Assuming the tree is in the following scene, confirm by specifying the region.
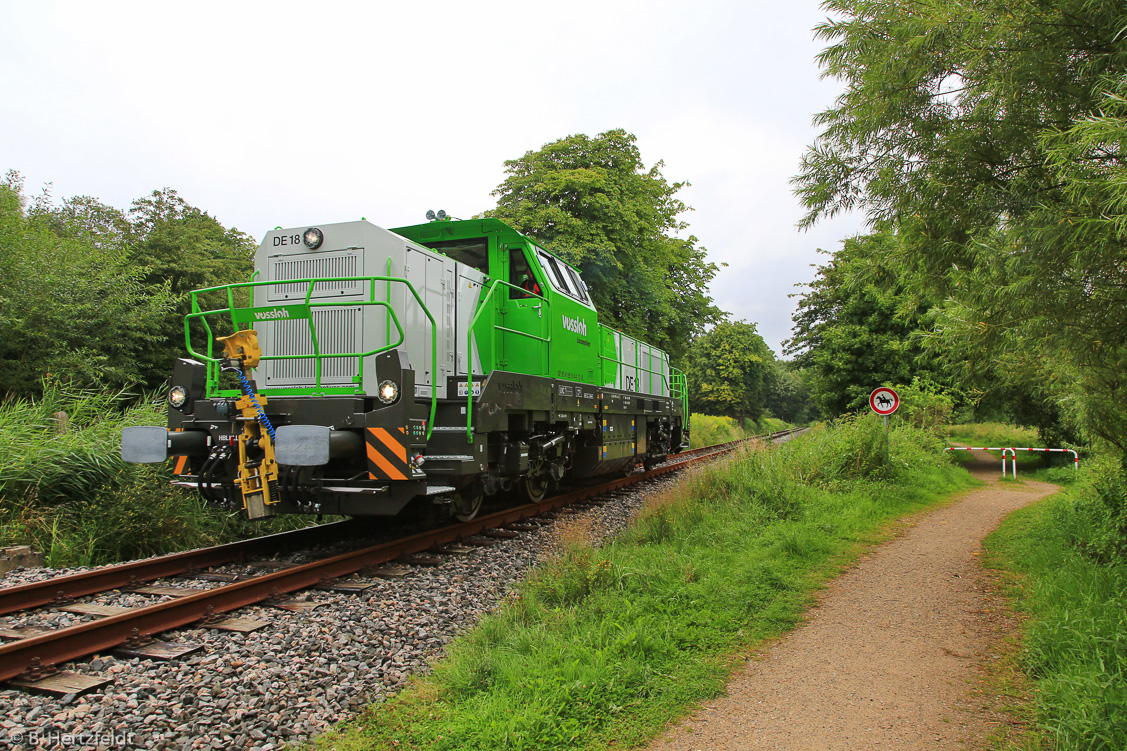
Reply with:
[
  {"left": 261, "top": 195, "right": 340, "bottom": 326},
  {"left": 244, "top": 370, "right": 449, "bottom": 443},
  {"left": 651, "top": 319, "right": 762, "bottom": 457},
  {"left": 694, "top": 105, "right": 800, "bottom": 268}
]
[
  {"left": 785, "top": 231, "right": 947, "bottom": 417},
  {"left": 764, "top": 362, "right": 818, "bottom": 425},
  {"left": 686, "top": 321, "right": 776, "bottom": 424},
  {"left": 33, "top": 193, "right": 132, "bottom": 251},
  {"left": 794, "top": 0, "right": 1127, "bottom": 455},
  {"left": 0, "top": 176, "right": 257, "bottom": 398},
  {"left": 126, "top": 189, "right": 256, "bottom": 384},
  {"left": 0, "top": 172, "right": 174, "bottom": 399},
  {"left": 128, "top": 189, "right": 255, "bottom": 298},
  {"left": 796, "top": 0, "right": 1126, "bottom": 266},
  {"left": 488, "top": 129, "right": 724, "bottom": 362}
]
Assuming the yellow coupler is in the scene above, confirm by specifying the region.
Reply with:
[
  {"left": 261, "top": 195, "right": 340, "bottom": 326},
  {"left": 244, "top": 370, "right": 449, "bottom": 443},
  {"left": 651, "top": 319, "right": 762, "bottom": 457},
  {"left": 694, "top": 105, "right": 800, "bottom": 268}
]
[{"left": 217, "top": 329, "right": 279, "bottom": 520}]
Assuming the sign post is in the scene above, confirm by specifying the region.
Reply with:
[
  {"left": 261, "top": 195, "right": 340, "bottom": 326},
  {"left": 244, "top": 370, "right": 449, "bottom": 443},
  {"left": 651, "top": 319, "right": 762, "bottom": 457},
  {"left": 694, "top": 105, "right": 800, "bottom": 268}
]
[
  {"left": 870, "top": 387, "right": 899, "bottom": 463},
  {"left": 869, "top": 387, "right": 900, "bottom": 425}
]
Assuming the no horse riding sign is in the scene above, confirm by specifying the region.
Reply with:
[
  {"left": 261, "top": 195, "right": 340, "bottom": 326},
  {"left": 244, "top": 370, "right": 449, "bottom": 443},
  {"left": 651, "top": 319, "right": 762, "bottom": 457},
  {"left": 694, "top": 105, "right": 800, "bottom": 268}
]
[{"left": 869, "top": 387, "right": 899, "bottom": 416}]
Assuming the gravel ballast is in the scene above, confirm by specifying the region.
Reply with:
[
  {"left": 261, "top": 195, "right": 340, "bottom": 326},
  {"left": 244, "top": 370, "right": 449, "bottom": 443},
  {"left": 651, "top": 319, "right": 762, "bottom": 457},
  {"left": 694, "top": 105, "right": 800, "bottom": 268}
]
[{"left": 0, "top": 473, "right": 683, "bottom": 750}]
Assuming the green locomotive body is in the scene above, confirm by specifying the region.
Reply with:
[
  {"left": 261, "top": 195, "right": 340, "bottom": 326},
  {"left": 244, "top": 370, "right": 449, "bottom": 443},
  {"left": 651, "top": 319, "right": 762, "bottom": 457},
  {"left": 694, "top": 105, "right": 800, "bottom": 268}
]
[{"left": 122, "top": 217, "right": 688, "bottom": 521}]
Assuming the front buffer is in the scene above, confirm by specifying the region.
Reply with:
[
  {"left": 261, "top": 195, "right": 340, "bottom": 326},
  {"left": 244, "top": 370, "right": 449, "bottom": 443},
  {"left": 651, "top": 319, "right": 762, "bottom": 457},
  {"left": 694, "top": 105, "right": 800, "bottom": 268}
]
[{"left": 123, "top": 348, "right": 434, "bottom": 519}]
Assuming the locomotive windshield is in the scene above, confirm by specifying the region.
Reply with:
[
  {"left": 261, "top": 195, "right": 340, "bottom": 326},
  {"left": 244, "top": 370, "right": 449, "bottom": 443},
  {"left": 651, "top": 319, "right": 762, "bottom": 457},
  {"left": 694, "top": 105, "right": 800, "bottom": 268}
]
[
  {"left": 536, "top": 249, "right": 590, "bottom": 304},
  {"left": 565, "top": 266, "right": 590, "bottom": 303}
]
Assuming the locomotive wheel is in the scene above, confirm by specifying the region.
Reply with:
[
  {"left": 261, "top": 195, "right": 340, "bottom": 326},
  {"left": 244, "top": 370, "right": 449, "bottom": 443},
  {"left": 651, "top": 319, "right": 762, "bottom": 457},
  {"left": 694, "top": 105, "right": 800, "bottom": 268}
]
[
  {"left": 453, "top": 486, "right": 484, "bottom": 522},
  {"left": 520, "top": 474, "right": 550, "bottom": 503}
]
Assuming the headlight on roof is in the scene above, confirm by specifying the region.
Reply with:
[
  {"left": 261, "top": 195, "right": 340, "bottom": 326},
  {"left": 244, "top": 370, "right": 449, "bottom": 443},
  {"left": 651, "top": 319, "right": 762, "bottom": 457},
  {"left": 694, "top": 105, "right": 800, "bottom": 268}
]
[{"left": 303, "top": 227, "right": 324, "bottom": 249}]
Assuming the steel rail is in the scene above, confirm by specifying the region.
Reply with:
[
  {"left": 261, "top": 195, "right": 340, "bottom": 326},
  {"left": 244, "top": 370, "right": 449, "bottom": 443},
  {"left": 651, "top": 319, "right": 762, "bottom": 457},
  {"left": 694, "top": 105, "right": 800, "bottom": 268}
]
[
  {"left": 0, "top": 431, "right": 798, "bottom": 619},
  {"left": 0, "top": 519, "right": 363, "bottom": 617},
  {"left": 0, "top": 435, "right": 779, "bottom": 683}
]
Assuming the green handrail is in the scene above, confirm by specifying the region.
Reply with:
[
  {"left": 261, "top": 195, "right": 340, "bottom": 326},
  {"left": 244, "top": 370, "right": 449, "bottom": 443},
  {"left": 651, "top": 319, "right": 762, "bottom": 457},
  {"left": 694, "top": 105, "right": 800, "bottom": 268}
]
[
  {"left": 385, "top": 257, "right": 393, "bottom": 344},
  {"left": 184, "top": 275, "right": 439, "bottom": 441},
  {"left": 598, "top": 328, "right": 678, "bottom": 399},
  {"left": 465, "top": 278, "right": 550, "bottom": 442},
  {"left": 599, "top": 353, "right": 677, "bottom": 396},
  {"left": 670, "top": 367, "right": 690, "bottom": 425}
]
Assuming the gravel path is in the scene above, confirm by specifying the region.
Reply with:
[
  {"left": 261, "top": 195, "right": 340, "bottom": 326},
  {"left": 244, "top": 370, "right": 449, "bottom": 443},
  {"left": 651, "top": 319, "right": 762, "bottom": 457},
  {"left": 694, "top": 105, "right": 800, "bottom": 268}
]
[
  {"left": 0, "top": 475, "right": 683, "bottom": 751},
  {"left": 645, "top": 449, "right": 1055, "bottom": 751}
]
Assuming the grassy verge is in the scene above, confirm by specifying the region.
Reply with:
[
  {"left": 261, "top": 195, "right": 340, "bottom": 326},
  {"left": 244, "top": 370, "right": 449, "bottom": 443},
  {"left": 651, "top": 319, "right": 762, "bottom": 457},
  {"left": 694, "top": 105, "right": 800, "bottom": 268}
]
[
  {"left": 315, "top": 415, "right": 971, "bottom": 751},
  {"left": 688, "top": 414, "right": 793, "bottom": 449},
  {"left": 982, "top": 458, "right": 1127, "bottom": 749},
  {"left": 0, "top": 385, "right": 316, "bottom": 568}
]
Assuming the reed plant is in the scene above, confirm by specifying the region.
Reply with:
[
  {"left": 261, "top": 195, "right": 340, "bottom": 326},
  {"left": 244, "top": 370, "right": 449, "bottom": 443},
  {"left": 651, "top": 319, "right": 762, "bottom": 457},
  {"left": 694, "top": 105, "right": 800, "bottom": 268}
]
[{"left": 0, "top": 384, "right": 310, "bottom": 567}]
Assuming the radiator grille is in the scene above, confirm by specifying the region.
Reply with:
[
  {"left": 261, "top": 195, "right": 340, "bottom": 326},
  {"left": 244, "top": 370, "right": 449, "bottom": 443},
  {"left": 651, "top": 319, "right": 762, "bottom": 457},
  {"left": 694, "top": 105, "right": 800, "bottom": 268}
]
[
  {"left": 264, "top": 307, "right": 361, "bottom": 386},
  {"left": 269, "top": 253, "right": 361, "bottom": 300}
]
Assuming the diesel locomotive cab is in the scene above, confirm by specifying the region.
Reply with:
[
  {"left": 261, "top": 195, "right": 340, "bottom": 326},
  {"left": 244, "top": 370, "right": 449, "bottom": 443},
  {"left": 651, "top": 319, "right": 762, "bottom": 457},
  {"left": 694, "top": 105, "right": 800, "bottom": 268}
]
[{"left": 122, "top": 217, "right": 690, "bottom": 522}]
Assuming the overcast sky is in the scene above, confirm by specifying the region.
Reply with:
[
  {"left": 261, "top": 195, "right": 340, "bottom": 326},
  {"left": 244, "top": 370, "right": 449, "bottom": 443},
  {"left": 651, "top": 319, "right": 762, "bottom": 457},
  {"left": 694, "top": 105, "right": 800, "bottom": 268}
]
[{"left": 1, "top": 0, "right": 866, "bottom": 355}]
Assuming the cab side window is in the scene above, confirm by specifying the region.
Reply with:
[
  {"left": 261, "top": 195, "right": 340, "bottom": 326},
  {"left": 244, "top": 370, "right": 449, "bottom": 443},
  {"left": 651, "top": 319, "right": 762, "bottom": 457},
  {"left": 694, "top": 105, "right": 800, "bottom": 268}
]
[{"left": 509, "top": 249, "right": 541, "bottom": 299}]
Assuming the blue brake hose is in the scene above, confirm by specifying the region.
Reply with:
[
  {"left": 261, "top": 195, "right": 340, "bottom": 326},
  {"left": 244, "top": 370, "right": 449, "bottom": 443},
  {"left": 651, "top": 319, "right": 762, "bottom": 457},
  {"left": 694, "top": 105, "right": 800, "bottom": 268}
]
[{"left": 229, "top": 368, "right": 277, "bottom": 441}]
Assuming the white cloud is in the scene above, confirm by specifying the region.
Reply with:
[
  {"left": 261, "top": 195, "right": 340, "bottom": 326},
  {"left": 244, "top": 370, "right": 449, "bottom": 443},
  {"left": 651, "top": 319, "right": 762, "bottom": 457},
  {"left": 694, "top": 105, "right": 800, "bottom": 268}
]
[{"left": 1, "top": 0, "right": 866, "bottom": 355}]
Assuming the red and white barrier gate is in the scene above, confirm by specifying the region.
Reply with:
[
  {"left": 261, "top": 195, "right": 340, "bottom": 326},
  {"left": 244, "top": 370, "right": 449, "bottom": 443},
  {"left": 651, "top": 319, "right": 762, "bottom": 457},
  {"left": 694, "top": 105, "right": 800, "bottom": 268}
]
[{"left": 944, "top": 447, "right": 1079, "bottom": 478}]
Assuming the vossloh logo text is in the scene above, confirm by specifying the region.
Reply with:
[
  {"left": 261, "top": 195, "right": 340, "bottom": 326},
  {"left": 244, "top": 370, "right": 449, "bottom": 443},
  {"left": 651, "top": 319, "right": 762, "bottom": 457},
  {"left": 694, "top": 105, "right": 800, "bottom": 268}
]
[
  {"left": 255, "top": 308, "right": 291, "bottom": 321},
  {"left": 562, "top": 315, "right": 587, "bottom": 337}
]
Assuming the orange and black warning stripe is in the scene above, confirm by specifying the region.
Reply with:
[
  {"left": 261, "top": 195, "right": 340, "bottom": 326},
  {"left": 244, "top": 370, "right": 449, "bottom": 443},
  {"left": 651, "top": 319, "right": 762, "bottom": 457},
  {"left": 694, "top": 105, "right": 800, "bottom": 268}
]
[
  {"left": 171, "top": 428, "right": 190, "bottom": 475},
  {"left": 366, "top": 427, "right": 410, "bottom": 481}
]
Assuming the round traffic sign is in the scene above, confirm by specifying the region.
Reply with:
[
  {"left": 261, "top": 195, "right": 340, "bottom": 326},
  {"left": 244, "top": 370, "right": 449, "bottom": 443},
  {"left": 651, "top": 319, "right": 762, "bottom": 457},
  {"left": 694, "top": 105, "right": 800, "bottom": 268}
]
[{"left": 869, "top": 387, "right": 899, "bottom": 416}]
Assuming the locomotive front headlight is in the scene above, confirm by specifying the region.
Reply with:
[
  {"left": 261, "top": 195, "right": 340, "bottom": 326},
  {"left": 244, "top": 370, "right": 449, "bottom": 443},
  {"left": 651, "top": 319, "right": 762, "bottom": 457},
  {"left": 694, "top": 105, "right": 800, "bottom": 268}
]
[
  {"left": 168, "top": 385, "right": 189, "bottom": 410},
  {"left": 303, "top": 227, "right": 324, "bottom": 249},
  {"left": 377, "top": 380, "right": 399, "bottom": 404}
]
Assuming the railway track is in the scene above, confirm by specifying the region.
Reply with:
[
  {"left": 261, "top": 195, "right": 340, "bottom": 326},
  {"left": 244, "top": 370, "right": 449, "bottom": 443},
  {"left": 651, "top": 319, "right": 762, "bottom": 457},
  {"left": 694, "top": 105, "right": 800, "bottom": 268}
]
[{"left": 0, "top": 430, "right": 798, "bottom": 691}]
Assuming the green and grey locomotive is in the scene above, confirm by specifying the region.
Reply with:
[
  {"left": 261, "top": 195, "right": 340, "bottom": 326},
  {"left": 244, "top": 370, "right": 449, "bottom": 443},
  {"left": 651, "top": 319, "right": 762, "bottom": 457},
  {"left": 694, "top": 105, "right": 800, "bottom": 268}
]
[{"left": 121, "top": 217, "right": 689, "bottom": 521}]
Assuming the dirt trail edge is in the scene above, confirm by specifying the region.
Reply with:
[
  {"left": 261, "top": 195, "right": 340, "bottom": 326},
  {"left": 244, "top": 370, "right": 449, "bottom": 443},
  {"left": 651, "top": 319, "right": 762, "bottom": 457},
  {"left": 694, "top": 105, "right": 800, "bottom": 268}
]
[{"left": 646, "top": 450, "right": 1056, "bottom": 751}]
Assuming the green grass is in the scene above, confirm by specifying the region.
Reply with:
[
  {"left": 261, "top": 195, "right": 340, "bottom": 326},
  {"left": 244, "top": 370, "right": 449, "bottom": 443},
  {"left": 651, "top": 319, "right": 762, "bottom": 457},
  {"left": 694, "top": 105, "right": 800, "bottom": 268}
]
[
  {"left": 982, "top": 457, "right": 1127, "bottom": 749},
  {"left": 946, "top": 422, "right": 1040, "bottom": 449},
  {"left": 0, "top": 385, "right": 318, "bottom": 567},
  {"left": 687, "top": 414, "right": 745, "bottom": 448},
  {"left": 315, "top": 415, "right": 972, "bottom": 751},
  {"left": 753, "top": 416, "right": 792, "bottom": 435},
  {"left": 688, "top": 414, "right": 793, "bottom": 449},
  {"left": 1028, "top": 465, "right": 1084, "bottom": 486}
]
